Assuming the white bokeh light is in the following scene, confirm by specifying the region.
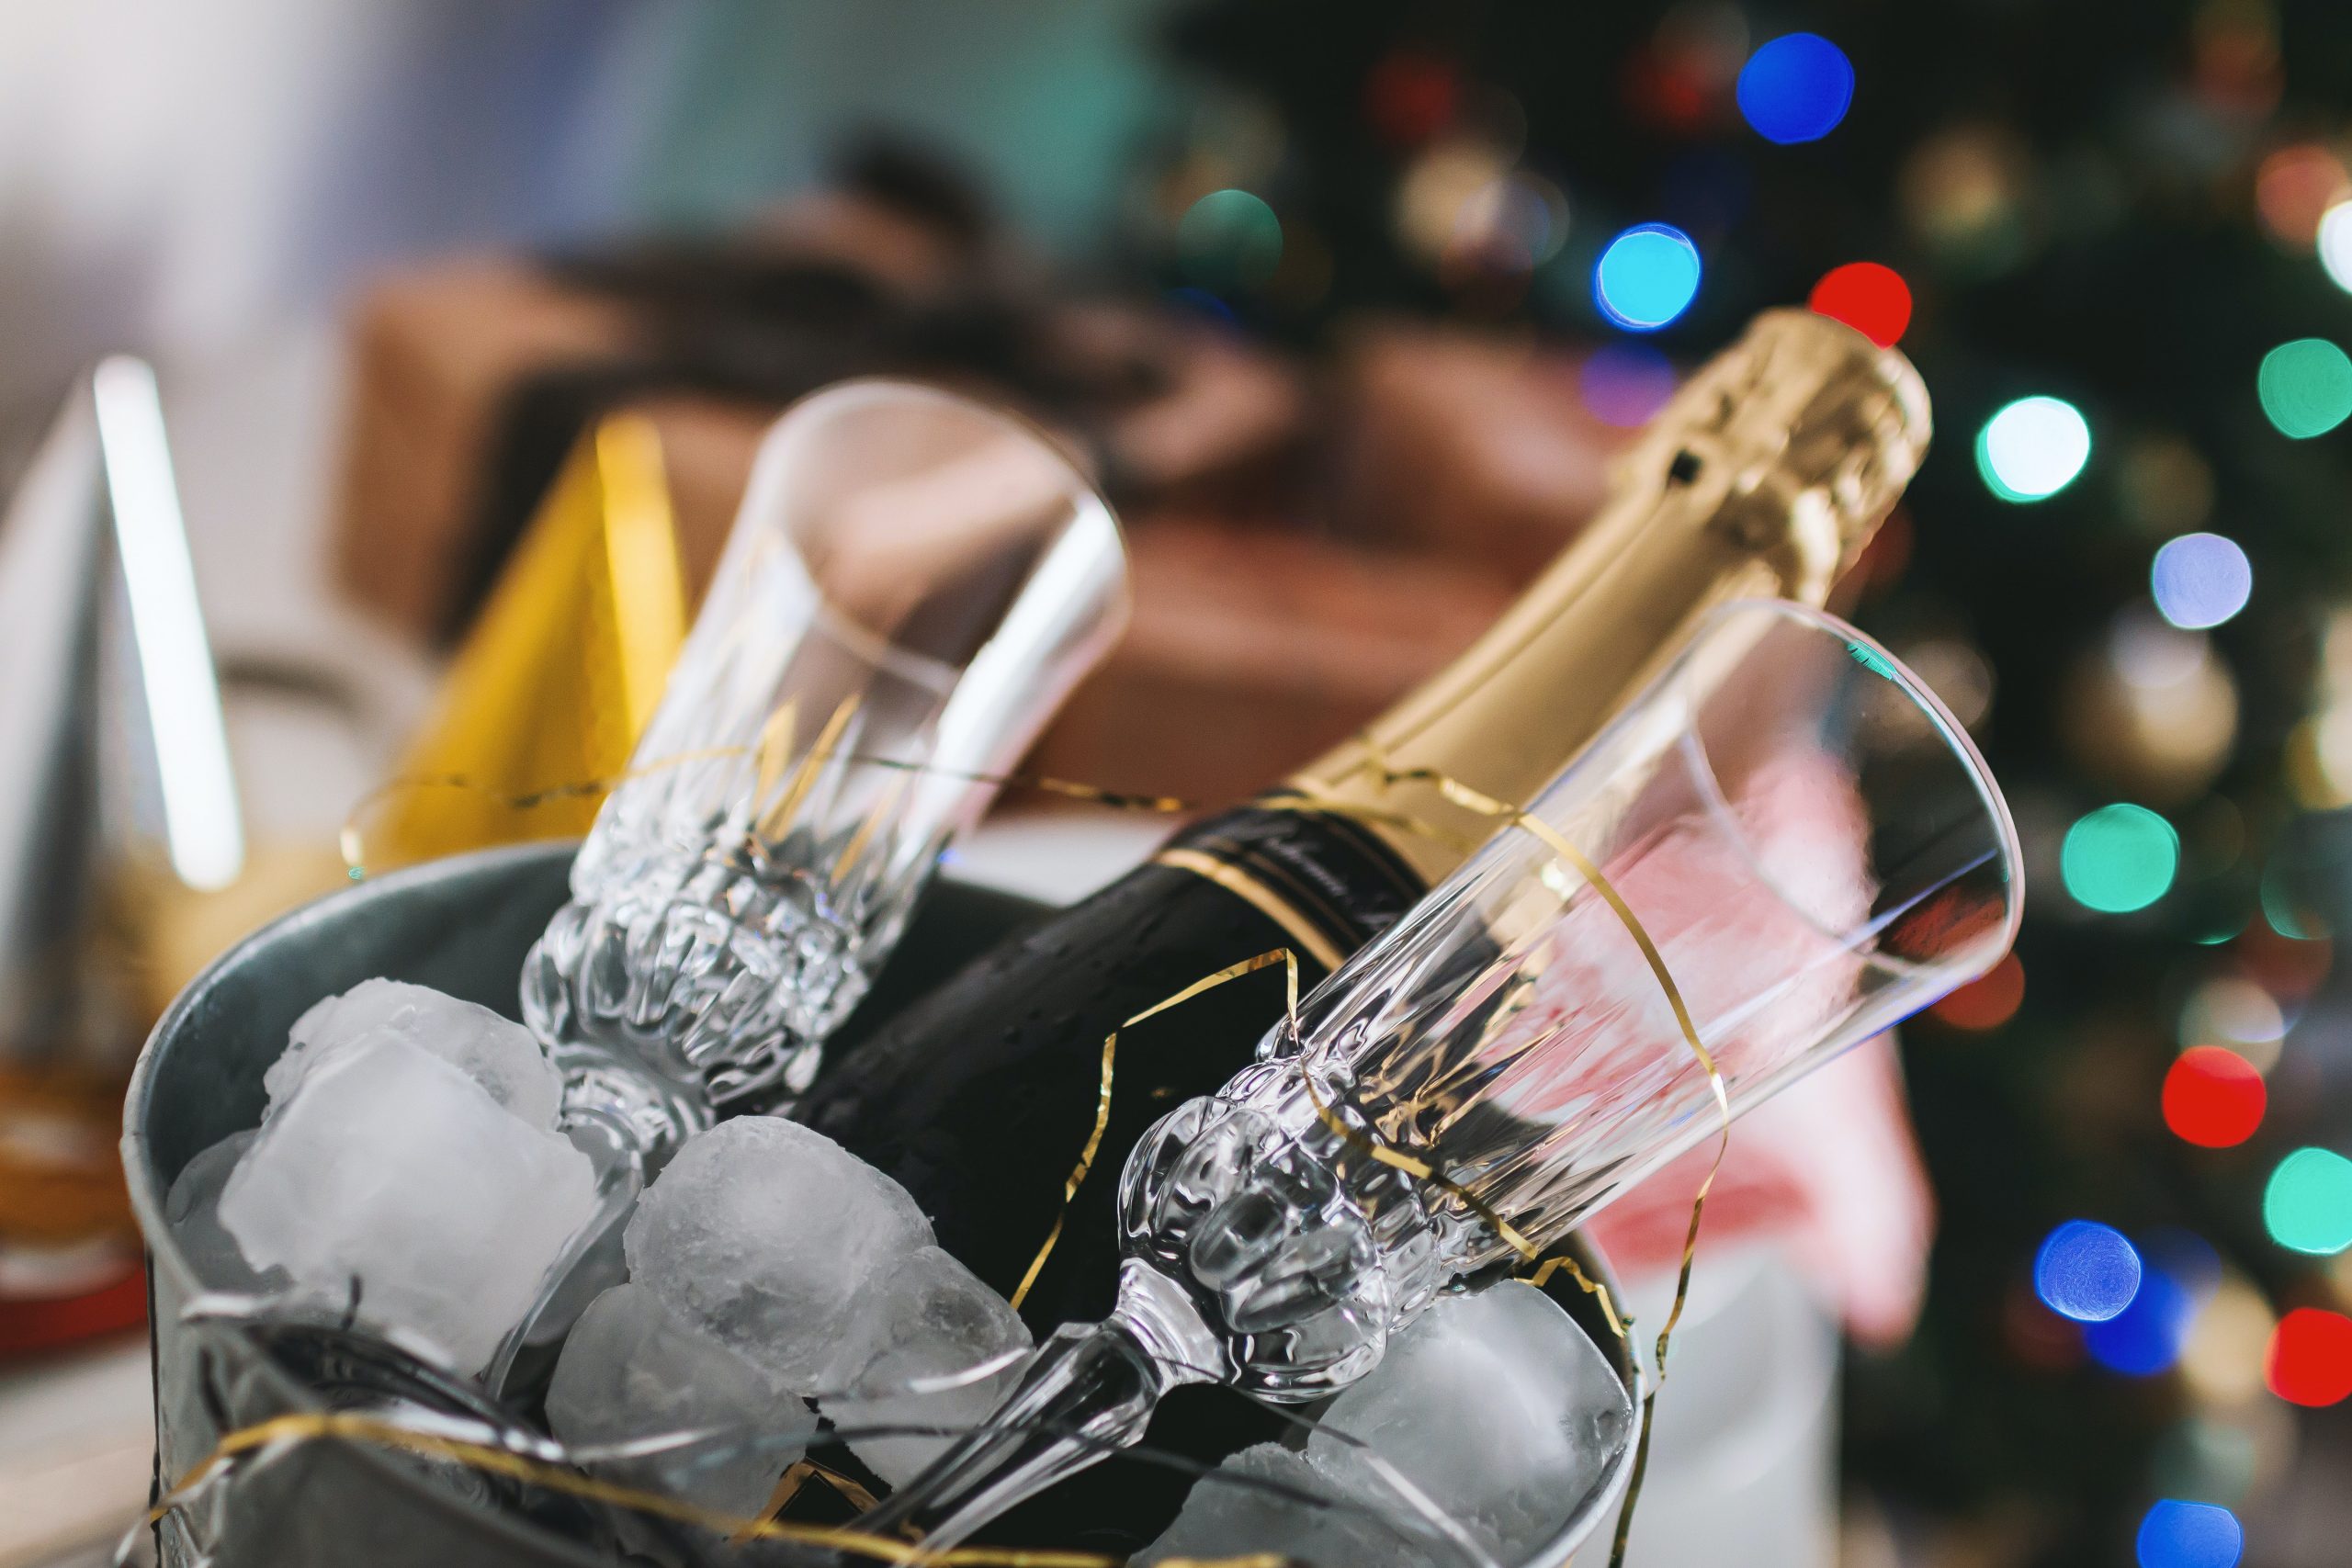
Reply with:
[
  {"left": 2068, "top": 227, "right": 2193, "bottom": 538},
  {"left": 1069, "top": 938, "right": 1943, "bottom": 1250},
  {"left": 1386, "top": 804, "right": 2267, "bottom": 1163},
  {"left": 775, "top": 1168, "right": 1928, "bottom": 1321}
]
[
  {"left": 2151, "top": 532, "right": 2254, "bottom": 629},
  {"left": 2321, "top": 201, "right": 2352, "bottom": 293},
  {"left": 1976, "top": 395, "right": 2091, "bottom": 502}
]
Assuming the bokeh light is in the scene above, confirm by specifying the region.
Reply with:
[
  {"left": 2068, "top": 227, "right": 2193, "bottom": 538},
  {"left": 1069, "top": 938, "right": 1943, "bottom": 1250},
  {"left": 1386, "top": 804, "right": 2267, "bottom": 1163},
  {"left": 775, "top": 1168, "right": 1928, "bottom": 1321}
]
[
  {"left": 2119, "top": 436, "right": 2217, "bottom": 536},
  {"left": 1736, "top": 33, "right": 1855, "bottom": 145},
  {"left": 2260, "top": 860, "right": 2329, "bottom": 942},
  {"left": 1176, "top": 188, "right": 1283, "bottom": 290},
  {"left": 1931, "top": 951, "right": 2024, "bottom": 1030},
  {"left": 2263, "top": 1147, "right": 2352, "bottom": 1255},
  {"left": 2086, "top": 1260, "right": 2195, "bottom": 1375},
  {"left": 1578, "top": 344, "right": 1679, "bottom": 428},
  {"left": 2063, "top": 803, "right": 2178, "bottom": 912},
  {"left": 2181, "top": 1278, "right": 2277, "bottom": 1404},
  {"left": 2255, "top": 143, "right": 2348, "bottom": 250},
  {"left": 1808, "top": 261, "right": 1912, "bottom": 347},
  {"left": 2067, "top": 612, "right": 2238, "bottom": 806},
  {"left": 1362, "top": 48, "right": 1459, "bottom": 148},
  {"left": 2321, "top": 200, "right": 2352, "bottom": 293},
  {"left": 2237, "top": 920, "right": 2334, "bottom": 1000},
  {"left": 2035, "top": 1220, "right": 2143, "bottom": 1322},
  {"left": 2149, "top": 1418, "right": 2265, "bottom": 1516},
  {"left": 1900, "top": 125, "right": 2027, "bottom": 265},
  {"left": 2152, "top": 534, "right": 2253, "bottom": 629},
  {"left": 1900, "top": 637, "right": 1996, "bottom": 730},
  {"left": 2135, "top": 1500, "right": 2244, "bottom": 1568},
  {"left": 2178, "top": 976, "right": 2287, "bottom": 1058},
  {"left": 1164, "top": 287, "right": 1237, "bottom": 326},
  {"left": 2256, "top": 338, "right": 2352, "bottom": 438},
  {"left": 1593, "top": 223, "right": 1702, "bottom": 331},
  {"left": 2164, "top": 1046, "right": 2267, "bottom": 1148},
  {"left": 1460, "top": 173, "right": 1567, "bottom": 265},
  {"left": 2265, "top": 1306, "right": 2352, "bottom": 1405},
  {"left": 1977, "top": 396, "right": 2091, "bottom": 501},
  {"left": 1395, "top": 139, "right": 1510, "bottom": 264}
]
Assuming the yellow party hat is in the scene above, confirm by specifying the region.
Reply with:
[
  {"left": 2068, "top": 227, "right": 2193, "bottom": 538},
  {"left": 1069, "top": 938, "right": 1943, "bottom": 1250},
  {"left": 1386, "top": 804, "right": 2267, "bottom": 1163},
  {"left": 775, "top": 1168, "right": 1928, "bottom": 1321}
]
[{"left": 374, "top": 415, "right": 688, "bottom": 865}]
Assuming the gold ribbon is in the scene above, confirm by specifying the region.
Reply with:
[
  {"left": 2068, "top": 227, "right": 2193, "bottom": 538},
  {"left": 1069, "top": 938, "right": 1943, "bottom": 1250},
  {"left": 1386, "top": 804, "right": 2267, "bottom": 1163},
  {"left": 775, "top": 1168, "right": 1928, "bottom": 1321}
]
[
  {"left": 740, "top": 1458, "right": 878, "bottom": 1541},
  {"left": 1008, "top": 948, "right": 1298, "bottom": 1312},
  {"left": 141, "top": 1410, "right": 1279, "bottom": 1567},
  {"left": 338, "top": 748, "right": 1188, "bottom": 881}
]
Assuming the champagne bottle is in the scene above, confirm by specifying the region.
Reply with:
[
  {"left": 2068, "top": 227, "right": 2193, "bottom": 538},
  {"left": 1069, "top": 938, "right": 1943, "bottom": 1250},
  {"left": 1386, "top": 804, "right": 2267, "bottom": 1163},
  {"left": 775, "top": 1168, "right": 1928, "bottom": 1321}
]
[{"left": 799, "top": 309, "right": 1929, "bottom": 1332}]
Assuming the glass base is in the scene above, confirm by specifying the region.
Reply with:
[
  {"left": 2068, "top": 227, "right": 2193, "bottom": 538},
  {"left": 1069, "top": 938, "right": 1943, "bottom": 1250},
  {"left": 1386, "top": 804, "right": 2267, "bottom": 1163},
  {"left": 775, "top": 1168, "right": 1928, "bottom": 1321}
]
[{"left": 521, "top": 850, "right": 866, "bottom": 1112}]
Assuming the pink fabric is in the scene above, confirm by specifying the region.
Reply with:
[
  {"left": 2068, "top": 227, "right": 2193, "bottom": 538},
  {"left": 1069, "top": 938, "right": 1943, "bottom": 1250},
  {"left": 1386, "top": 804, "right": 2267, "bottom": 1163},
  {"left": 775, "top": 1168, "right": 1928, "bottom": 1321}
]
[
  {"left": 1584, "top": 1032, "right": 1934, "bottom": 1347},
  {"left": 1467, "top": 745, "right": 1936, "bottom": 1347}
]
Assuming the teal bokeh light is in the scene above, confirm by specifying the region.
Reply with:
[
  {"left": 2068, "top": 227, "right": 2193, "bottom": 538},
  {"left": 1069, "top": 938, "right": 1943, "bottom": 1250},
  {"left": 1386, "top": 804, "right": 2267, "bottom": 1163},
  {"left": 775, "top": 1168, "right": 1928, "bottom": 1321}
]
[{"left": 2062, "top": 804, "right": 2178, "bottom": 913}]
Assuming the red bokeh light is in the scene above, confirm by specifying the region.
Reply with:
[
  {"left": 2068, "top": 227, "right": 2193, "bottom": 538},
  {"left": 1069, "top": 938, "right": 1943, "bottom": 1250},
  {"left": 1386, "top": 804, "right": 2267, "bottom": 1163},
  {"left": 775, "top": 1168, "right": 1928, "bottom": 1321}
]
[
  {"left": 1363, "top": 51, "right": 1459, "bottom": 149},
  {"left": 2233, "top": 923, "right": 2332, "bottom": 1001},
  {"left": 2163, "top": 1045, "right": 2267, "bottom": 1148},
  {"left": 1928, "top": 949, "right": 2022, "bottom": 1034},
  {"left": 2266, "top": 1307, "right": 2352, "bottom": 1406},
  {"left": 2255, "top": 143, "right": 2349, "bottom": 250},
  {"left": 1809, "top": 262, "right": 1914, "bottom": 347},
  {"left": 1931, "top": 952, "right": 2024, "bottom": 1031}
]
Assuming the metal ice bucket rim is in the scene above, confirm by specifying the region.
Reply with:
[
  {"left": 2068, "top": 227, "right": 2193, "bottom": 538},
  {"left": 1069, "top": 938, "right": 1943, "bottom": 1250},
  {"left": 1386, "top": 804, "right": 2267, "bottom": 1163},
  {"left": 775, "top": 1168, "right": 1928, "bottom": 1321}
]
[{"left": 122, "top": 839, "right": 1636, "bottom": 1567}]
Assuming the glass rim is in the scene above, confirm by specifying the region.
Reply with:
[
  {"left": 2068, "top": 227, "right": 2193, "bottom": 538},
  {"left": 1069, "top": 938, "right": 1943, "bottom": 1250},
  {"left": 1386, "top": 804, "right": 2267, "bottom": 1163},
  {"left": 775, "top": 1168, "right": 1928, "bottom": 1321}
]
[
  {"left": 1675, "top": 597, "right": 2024, "bottom": 977},
  {"left": 763, "top": 377, "right": 1130, "bottom": 678}
]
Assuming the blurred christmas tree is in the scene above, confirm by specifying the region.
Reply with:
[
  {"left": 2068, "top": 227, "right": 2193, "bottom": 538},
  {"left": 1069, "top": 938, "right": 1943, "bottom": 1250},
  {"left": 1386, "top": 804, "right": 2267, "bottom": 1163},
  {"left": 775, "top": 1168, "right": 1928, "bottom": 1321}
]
[{"left": 1136, "top": 2, "right": 2352, "bottom": 1563}]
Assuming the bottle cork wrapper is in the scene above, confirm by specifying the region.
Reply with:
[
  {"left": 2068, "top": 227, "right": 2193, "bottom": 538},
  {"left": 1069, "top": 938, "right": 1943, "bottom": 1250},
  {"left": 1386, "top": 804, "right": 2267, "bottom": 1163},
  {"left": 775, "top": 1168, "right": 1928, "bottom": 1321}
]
[{"left": 1293, "top": 309, "right": 1930, "bottom": 885}]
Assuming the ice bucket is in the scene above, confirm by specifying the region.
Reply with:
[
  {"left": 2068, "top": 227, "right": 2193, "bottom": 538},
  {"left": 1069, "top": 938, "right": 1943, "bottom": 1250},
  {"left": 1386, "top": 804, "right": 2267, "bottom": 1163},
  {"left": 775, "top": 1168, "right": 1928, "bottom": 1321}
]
[{"left": 124, "top": 840, "right": 1634, "bottom": 1566}]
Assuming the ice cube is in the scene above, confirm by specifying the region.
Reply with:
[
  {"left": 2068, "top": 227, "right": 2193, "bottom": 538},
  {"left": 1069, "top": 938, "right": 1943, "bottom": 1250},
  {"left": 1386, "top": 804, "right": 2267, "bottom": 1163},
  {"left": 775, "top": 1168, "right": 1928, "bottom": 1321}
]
[
  {"left": 819, "top": 1246, "right": 1033, "bottom": 1486},
  {"left": 547, "top": 1283, "right": 808, "bottom": 1517},
  {"left": 164, "top": 1130, "right": 285, "bottom": 1292},
  {"left": 268, "top": 978, "right": 562, "bottom": 1129},
  {"left": 1306, "top": 1281, "right": 1634, "bottom": 1562},
  {"left": 624, "top": 1116, "right": 932, "bottom": 1386},
  {"left": 219, "top": 1035, "right": 600, "bottom": 1372},
  {"left": 1134, "top": 1442, "right": 1415, "bottom": 1568}
]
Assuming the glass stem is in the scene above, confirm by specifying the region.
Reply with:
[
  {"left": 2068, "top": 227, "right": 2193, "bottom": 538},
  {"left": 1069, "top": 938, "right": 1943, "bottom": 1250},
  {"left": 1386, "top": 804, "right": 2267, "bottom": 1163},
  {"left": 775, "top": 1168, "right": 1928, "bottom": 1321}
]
[
  {"left": 484, "top": 1108, "right": 643, "bottom": 1398},
  {"left": 858, "top": 1266, "right": 1217, "bottom": 1549}
]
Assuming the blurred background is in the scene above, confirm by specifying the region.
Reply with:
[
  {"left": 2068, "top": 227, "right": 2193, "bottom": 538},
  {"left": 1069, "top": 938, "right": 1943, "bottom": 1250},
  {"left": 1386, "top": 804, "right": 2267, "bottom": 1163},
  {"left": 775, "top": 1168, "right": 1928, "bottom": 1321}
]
[{"left": 4, "top": 3, "right": 2351, "bottom": 1566}]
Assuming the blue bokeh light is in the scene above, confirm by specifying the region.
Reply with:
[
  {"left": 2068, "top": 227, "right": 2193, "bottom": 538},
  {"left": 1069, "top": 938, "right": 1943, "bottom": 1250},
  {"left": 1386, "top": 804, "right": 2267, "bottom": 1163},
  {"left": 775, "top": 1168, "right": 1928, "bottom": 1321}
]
[
  {"left": 2086, "top": 1263, "right": 2193, "bottom": 1375},
  {"left": 2136, "top": 1501, "right": 2243, "bottom": 1568},
  {"left": 1594, "top": 224, "right": 1702, "bottom": 332},
  {"left": 1165, "top": 286, "right": 1238, "bottom": 326},
  {"left": 1736, "top": 34, "right": 1856, "bottom": 145},
  {"left": 2151, "top": 533, "right": 2253, "bottom": 629},
  {"left": 2034, "top": 1220, "right": 2143, "bottom": 1323}
]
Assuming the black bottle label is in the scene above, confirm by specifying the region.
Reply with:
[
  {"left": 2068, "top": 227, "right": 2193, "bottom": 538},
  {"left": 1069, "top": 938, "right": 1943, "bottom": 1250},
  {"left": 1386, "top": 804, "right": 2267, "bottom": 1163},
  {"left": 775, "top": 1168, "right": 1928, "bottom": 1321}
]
[{"left": 799, "top": 805, "right": 1423, "bottom": 1330}]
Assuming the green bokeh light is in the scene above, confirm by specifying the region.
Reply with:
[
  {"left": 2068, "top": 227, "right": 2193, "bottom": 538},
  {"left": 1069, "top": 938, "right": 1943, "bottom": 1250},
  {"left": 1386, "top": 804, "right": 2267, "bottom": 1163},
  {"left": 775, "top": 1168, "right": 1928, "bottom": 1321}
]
[
  {"left": 1176, "top": 188, "right": 1283, "bottom": 291},
  {"left": 2264, "top": 1146, "right": 2352, "bottom": 1256},
  {"left": 2257, "top": 338, "right": 2352, "bottom": 439},
  {"left": 2061, "top": 804, "right": 2178, "bottom": 913},
  {"left": 2261, "top": 861, "right": 2330, "bottom": 941}
]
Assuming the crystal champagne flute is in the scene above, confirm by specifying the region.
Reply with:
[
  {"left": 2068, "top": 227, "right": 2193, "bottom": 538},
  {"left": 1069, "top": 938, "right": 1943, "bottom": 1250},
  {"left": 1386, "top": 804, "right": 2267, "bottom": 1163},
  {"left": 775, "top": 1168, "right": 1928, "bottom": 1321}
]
[
  {"left": 500, "top": 382, "right": 1127, "bottom": 1374},
  {"left": 865, "top": 598, "right": 2021, "bottom": 1544}
]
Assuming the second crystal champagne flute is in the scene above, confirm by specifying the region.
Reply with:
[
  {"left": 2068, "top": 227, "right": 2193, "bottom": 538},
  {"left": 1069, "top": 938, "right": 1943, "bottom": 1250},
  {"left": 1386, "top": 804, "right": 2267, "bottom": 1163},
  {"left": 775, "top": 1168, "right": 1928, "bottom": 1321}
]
[{"left": 864, "top": 599, "right": 2021, "bottom": 1543}]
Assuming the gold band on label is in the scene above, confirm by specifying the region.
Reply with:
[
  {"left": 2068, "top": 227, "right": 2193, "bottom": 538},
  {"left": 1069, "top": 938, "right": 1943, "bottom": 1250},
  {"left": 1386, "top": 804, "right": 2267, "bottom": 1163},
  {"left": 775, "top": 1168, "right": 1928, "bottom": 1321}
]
[{"left": 1151, "top": 848, "right": 1346, "bottom": 971}]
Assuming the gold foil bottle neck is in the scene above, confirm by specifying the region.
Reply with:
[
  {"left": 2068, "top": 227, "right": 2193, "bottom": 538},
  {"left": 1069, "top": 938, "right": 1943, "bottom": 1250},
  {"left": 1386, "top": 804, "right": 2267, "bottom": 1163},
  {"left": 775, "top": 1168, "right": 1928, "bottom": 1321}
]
[
  {"left": 1293, "top": 309, "right": 1931, "bottom": 883},
  {"left": 1615, "top": 307, "right": 1931, "bottom": 601}
]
